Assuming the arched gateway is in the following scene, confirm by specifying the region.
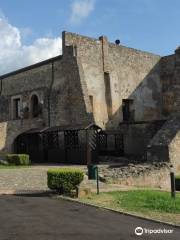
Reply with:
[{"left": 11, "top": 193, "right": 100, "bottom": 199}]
[{"left": 14, "top": 129, "right": 45, "bottom": 163}]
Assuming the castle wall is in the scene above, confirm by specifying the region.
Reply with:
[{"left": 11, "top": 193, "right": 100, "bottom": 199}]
[
  {"left": 0, "top": 52, "right": 92, "bottom": 152},
  {"left": 0, "top": 61, "right": 53, "bottom": 125},
  {"left": 0, "top": 61, "right": 54, "bottom": 151},
  {"left": 2, "top": 30, "right": 179, "bottom": 167},
  {"left": 63, "top": 31, "right": 162, "bottom": 129},
  {"left": 63, "top": 32, "right": 108, "bottom": 128},
  {"left": 108, "top": 44, "right": 162, "bottom": 126},
  {"left": 160, "top": 54, "right": 176, "bottom": 115},
  {"left": 50, "top": 52, "right": 93, "bottom": 127}
]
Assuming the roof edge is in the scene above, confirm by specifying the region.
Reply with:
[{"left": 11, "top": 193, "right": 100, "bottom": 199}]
[{"left": 0, "top": 55, "right": 62, "bottom": 79}]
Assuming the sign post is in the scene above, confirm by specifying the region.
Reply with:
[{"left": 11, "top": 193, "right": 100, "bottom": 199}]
[
  {"left": 170, "top": 165, "right": 176, "bottom": 198},
  {"left": 96, "top": 166, "right": 99, "bottom": 194}
]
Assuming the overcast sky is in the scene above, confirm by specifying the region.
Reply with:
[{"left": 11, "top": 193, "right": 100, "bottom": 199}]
[{"left": 0, "top": 0, "right": 180, "bottom": 75}]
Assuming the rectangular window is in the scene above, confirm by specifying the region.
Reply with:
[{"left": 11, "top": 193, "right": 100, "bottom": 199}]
[
  {"left": 12, "top": 97, "right": 21, "bottom": 119},
  {"left": 122, "top": 99, "right": 134, "bottom": 122}
]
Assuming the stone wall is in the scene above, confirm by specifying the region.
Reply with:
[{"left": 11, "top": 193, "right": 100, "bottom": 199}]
[
  {"left": 120, "top": 120, "right": 165, "bottom": 157},
  {"left": 147, "top": 113, "right": 180, "bottom": 174},
  {"left": 160, "top": 50, "right": 180, "bottom": 116},
  {"left": 0, "top": 48, "right": 93, "bottom": 152},
  {"left": 62, "top": 31, "right": 180, "bottom": 173},
  {"left": 49, "top": 51, "right": 93, "bottom": 127},
  {"left": 1, "top": 30, "right": 180, "bottom": 168},
  {"left": 63, "top": 31, "right": 162, "bottom": 129},
  {"left": 107, "top": 44, "right": 162, "bottom": 127},
  {"left": 99, "top": 162, "right": 171, "bottom": 190},
  {"left": 0, "top": 59, "right": 55, "bottom": 151},
  {"left": 0, "top": 119, "right": 44, "bottom": 152}
]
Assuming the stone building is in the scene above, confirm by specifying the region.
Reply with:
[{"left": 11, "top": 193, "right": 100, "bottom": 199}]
[{"left": 0, "top": 31, "right": 180, "bottom": 173}]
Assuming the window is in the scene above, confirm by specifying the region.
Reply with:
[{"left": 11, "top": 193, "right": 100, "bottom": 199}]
[
  {"left": 12, "top": 97, "right": 21, "bottom": 119},
  {"left": 122, "top": 99, "right": 134, "bottom": 122},
  {"left": 30, "top": 94, "right": 40, "bottom": 118}
]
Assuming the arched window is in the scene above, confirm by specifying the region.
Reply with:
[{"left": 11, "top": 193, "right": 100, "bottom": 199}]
[{"left": 31, "top": 94, "right": 40, "bottom": 118}]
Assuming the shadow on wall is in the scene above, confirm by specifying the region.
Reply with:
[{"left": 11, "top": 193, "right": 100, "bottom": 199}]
[
  {"left": 105, "top": 61, "right": 162, "bottom": 129},
  {"left": 103, "top": 58, "right": 180, "bottom": 172},
  {"left": 147, "top": 113, "right": 180, "bottom": 173},
  {"left": 103, "top": 60, "right": 164, "bottom": 158}
]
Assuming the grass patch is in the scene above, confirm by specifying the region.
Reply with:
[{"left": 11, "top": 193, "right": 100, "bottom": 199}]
[
  {"left": 80, "top": 190, "right": 180, "bottom": 225},
  {"left": 0, "top": 165, "right": 30, "bottom": 169},
  {"left": 112, "top": 190, "right": 180, "bottom": 213}
]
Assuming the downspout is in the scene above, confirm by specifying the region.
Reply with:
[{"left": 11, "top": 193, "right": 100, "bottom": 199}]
[
  {"left": 0, "top": 78, "right": 2, "bottom": 95},
  {"left": 47, "top": 61, "right": 54, "bottom": 127}
]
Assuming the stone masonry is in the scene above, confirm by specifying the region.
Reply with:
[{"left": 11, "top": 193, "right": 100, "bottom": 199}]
[{"left": 0, "top": 31, "right": 180, "bottom": 174}]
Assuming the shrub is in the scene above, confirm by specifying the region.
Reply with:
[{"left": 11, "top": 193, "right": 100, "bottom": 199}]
[
  {"left": 6, "top": 154, "right": 30, "bottom": 165},
  {"left": 47, "top": 168, "right": 84, "bottom": 194}
]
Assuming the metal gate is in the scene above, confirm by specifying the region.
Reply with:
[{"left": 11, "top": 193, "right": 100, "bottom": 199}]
[{"left": 97, "top": 130, "right": 124, "bottom": 156}]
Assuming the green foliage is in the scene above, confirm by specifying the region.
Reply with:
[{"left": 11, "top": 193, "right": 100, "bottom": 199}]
[
  {"left": 47, "top": 168, "right": 84, "bottom": 194},
  {"left": 109, "top": 190, "right": 180, "bottom": 213},
  {"left": 6, "top": 154, "right": 30, "bottom": 166},
  {"left": 176, "top": 175, "right": 180, "bottom": 180},
  {"left": 0, "top": 152, "right": 8, "bottom": 157},
  {"left": 82, "top": 190, "right": 180, "bottom": 214}
]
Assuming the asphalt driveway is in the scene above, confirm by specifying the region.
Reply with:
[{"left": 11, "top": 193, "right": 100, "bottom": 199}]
[{"left": 0, "top": 195, "right": 179, "bottom": 240}]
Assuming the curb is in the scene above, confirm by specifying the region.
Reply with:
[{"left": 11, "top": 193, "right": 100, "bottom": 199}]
[{"left": 57, "top": 195, "right": 180, "bottom": 228}]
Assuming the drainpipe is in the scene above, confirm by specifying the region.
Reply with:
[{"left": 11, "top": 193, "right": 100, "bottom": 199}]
[
  {"left": 0, "top": 78, "right": 2, "bottom": 95},
  {"left": 47, "top": 61, "right": 54, "bottom": 127}
]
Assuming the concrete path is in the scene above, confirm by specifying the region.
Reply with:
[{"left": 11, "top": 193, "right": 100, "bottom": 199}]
[{"left": 0, "top": 195, "right": 179, "bottom": 240}]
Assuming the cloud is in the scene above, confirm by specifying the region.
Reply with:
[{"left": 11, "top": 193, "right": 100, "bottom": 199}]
[
  {"left": 70, "top": 0, "right": 95, "bottom": 24},
  {"left": 0, "top": 15, "right": 62, "bottom": 75},
  {"left": 20, "top": 27, "right": 33, "bottom": 40}
]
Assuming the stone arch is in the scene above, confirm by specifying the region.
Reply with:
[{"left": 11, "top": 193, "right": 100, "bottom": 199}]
[
  {"left": 8, "top": 128, "right": 30, "bottom": 153},
  {"left": 14, "top": 132, "right": 28, "bottom": 154},
  {"left": 13, "top": 129, "right": 44, "bottom": 162}
]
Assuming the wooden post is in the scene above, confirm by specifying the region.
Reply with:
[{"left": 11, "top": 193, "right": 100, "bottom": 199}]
[
  {"left": 96, "top": 166, "right": 99, "bottom": 194},
  {"left": 86, "top": 130, "right": 92, "bottom": 166},
  {"left": 170, "top": 166, "right": 176, "bottom": 198}
]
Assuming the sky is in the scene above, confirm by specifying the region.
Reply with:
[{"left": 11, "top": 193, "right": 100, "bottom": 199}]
[{"left": 0, "top": 0, "right": 180, "bottom": 75}]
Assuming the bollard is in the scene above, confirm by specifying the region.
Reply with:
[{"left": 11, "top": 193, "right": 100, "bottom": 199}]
[
  {"left": 88, "top": 164, "right": 97, "bottom": 180},
  {"left": 170, "top": 165, "right": 176, "bottom": 198}
]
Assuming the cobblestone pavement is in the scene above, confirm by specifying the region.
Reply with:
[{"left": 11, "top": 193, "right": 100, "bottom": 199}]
[
  {"left": 0, "top": 165, "right": 86, "bottom": 194},
  {"left": 0, "top": 164, "right": 161, "bottom": 194}
]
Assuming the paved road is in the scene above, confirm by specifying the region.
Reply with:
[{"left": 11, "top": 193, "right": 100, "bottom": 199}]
[{"left": 0, "top": 195, "right": 179, "bottom": 240}]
